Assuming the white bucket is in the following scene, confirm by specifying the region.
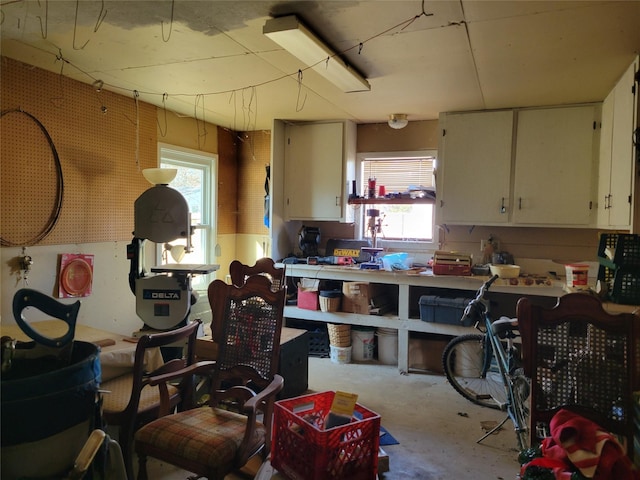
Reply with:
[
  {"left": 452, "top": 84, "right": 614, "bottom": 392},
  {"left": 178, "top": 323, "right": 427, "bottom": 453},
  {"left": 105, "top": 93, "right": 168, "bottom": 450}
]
[
  {"left": 376, "top": 328, "right": 398, "bottom": 365},
  {"left": 351, "top": 328, "right": 375, "bottom": 361},
  {"left": 330, "top": 345, "right": 352, "bottom": 364}
]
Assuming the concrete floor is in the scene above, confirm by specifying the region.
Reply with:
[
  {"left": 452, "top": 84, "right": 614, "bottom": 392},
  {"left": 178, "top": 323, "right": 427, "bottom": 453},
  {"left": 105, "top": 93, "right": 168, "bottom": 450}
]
[{"left": 142, "top": 356, "right": 521, "bottom": 480}]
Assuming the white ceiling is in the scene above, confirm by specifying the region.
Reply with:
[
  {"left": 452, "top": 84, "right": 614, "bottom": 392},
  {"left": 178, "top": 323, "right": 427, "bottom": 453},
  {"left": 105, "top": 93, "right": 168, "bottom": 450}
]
[{"left": 2, "top": 1, "right": 639, "bottom": 131}]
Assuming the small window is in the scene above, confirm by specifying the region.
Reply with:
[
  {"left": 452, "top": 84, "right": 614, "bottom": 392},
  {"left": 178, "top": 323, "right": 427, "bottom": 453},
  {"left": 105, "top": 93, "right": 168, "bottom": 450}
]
[
  {"left": 357, "top": 151, "right": 437, "bottom": 248},
  {"left": 159, "top": 144, "right": 217, "bottom": 289}
]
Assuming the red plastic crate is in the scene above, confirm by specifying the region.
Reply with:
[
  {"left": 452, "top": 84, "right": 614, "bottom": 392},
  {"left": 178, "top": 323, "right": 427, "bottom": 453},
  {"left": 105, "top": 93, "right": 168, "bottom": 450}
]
[{"left": 271, "top": 391, "right": 381, "bottom": 480}]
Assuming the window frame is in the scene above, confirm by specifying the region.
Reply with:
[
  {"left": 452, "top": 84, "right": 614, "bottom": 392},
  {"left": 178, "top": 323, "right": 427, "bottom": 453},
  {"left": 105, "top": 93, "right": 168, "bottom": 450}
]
[
  {"left": 355, "top": 150, "right": 439, "bottom": 253},
  {"left": 157, "top": 143, "right": 218, "bottom": 290}
]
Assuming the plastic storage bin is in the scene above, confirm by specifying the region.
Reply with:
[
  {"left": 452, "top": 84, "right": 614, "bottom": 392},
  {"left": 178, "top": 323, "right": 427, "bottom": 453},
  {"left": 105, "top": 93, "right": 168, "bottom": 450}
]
[
  {"left": 597, "top": 233, "right": 640, "bottom": 304},
  {"left": 271, "top": 391, "right": 381, "bottom": 480},
  {"left": 419, "top": 295, "right": 474, "bottom": 326}
]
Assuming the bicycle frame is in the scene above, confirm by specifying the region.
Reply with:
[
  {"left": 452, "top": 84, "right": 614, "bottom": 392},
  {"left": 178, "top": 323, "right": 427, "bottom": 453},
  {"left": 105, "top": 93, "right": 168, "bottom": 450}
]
[{"left": 444, "top": 274, "right": 530, "bottom": 451}]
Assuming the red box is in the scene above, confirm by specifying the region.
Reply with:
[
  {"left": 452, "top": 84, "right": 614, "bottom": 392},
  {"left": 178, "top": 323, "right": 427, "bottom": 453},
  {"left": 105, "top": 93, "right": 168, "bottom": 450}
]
[
  {"left": 272, "top": 391, "right": 380, "bottom": 480},
  {"left": 297, "top": 287, "right": 319, "bottom": 310},
  {"left": 432, "top": 263, "right": 471, "bottom": 276}
]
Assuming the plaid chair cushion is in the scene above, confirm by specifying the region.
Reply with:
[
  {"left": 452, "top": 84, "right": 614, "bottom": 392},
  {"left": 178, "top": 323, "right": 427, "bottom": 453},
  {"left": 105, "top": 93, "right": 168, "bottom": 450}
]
[{"left": 134, "top": 406, "right": 266, "bottom": 467}]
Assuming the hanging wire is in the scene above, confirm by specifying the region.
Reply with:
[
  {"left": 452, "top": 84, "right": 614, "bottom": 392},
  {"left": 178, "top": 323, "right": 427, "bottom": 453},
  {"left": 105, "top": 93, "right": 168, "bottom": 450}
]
[
  {"left": 50, "top": 49, "right": 67, "bottom": 106},
  {"left": 93, "top": 0, "right": 107, "bottom": 33},
  {"left": 194, "top": 94, "right": 207, "bottom": 148},
  {"left": 72, "top": 0, "right": 89, "bottom": 50},
  {"left": 30, "top": 3, "right": 435, "bottom": 117},
  {"left": 295, "top": 70, "right": 307, "bottom": 112},
  {"left": 93, "top": 0, "right": 107, "bottom": 32},
  {"left": 133, "top": 90, "right": 140, "bottom": 169},
  {"left": 157, "top": 93, "right": 168, "bottom": 137},
  {"left": 161, "top": 0, "right": 175, "bottom": 42},
  {"left": 36, "top": 0, "right": 48, "bottom": 39},
  {"left": 228, "top": 90, "right": 237, "bottom": 132}
]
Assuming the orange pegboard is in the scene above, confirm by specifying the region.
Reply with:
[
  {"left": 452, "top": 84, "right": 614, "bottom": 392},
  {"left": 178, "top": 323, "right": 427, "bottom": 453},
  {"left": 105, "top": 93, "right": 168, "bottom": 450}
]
[{"left": 1, "top": 57, "right": 157, "bottom": 246}]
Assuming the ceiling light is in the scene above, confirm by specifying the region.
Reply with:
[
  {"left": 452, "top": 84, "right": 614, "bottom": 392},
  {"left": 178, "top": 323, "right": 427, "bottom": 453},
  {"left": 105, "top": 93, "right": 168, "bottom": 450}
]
[
  {"left": 263, "top": 15, "right": 370, "bottom": 93},
  {"left": 388, "top": 114, "right": 408, "bottom": 129}
]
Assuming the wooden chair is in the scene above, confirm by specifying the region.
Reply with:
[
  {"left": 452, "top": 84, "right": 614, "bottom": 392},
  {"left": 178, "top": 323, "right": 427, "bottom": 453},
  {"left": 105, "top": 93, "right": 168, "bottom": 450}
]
[
  {"left": 134, "top": 275, "right": 286, "bottom": 480},
  {"left": 100, "top": 320, "right": 201, "bottom": 480},
  {"left": 229, "top": 257, "right": 286, "bottom": 292},
  {"left": 516, "top": 293, "right": 640, "bottom": 459}
]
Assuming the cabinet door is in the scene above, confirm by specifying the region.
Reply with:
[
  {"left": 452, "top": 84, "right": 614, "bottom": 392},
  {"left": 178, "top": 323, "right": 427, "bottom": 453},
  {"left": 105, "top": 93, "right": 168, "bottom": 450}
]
[
  {"left": 437, "top": 110, "right": 514, "bottom": 224},
  {"left": 608, "top": 59, "right": 637, "bottom": 227},
  {"left": 512, "top": 105, "right": 597, "bottom": 225},
  {"left": 284, "top": 122, "right": 343, "bottom": 221},
  {"left": 597, "top": 90, "right": 615, "bottom": 226}
]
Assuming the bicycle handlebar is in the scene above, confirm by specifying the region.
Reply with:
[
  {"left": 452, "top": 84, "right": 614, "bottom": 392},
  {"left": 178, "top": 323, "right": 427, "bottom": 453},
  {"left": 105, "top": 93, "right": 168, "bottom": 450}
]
[{"left": 460, "top": 274, "right": 499, "bottom": 325}]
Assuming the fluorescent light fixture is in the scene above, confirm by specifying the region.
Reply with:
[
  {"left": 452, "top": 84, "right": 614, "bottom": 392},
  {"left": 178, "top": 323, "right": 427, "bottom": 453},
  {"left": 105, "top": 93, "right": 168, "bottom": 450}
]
[{"left": 263, "top": 15, "right": 370, "bottom": 93}]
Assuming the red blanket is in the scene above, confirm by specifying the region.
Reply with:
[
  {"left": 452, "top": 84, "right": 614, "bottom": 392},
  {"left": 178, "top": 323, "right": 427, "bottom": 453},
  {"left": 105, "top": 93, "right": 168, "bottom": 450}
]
[{"left": 521, "top": 409, "right": 638, "bottom": 480}]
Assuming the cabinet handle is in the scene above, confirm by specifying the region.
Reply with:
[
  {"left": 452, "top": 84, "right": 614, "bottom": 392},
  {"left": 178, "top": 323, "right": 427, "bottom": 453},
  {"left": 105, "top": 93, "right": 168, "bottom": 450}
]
[
  {"left": 335, "top": 196, "right": 340, "bottom": 206},
  {"left": 518, "top": 197, "right": 522, "bottom": 210},
  {"left": 500, "top": 197, "right": 506, "bottom": 214}
]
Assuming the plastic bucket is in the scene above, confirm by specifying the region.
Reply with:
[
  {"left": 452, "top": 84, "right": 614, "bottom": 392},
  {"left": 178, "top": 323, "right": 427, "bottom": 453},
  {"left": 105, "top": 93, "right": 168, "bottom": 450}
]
[
  {"left": 376, "top": 328, "right": 398, "bottom": 365},
  {"left": 565, "top": 264, "right": 589, "bottom": 289},
  {"left": 351, "top": 327, "right": 375, "bottom": 361},
  {"left": 1, "top": 341, "right": 101, "bottom": 479},
  {"left": 329, "top": 345, "right": 352, "bottom": 364}
]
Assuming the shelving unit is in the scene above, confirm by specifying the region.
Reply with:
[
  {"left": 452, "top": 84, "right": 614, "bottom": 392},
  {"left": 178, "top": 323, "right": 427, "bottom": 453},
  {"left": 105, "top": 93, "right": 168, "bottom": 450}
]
[{"left": 283, "top": 264, "right": 564, "bottom": 372}]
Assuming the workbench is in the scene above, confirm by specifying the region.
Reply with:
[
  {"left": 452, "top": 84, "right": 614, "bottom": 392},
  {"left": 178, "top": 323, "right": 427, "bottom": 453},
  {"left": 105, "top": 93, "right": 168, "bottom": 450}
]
[{"left": 282, "top": 264, "right": 637, "bottom": 372}]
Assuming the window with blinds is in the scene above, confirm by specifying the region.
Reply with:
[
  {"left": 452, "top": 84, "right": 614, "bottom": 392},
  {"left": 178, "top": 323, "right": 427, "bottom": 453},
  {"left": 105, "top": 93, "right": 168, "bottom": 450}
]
[
  {"left": 358, "top": 155, "right": 436, "bottom": 242},
  {"left": 360, "top": 157, "right": 435, "bottom": 195}
]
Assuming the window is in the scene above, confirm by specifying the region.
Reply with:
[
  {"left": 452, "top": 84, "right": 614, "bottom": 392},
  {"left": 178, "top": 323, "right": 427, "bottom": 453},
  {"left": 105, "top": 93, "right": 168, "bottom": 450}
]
[
  {"left": 356, "top": 151, "right": 437, "bottom": 250},
  {"left": 158, "top": 144, "right": 217, "bottom": 289}
]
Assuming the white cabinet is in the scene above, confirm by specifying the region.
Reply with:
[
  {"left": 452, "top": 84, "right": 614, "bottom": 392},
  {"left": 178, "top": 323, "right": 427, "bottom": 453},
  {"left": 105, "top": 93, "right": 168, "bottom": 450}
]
[
  {"left": 283, "top": 121, "right": 355, "bottom": 221},
  {"left": 437, "top": 110, "right": 514, "bottom": 225},
  {"left": 437, "top": 105, "right": 599, "bottom": 227},
  {"left": 597, "top": 56, "right": 638, "bottom": 229},
  {"left": 512, "top": 105, "right": 598, "bottom": 226}
]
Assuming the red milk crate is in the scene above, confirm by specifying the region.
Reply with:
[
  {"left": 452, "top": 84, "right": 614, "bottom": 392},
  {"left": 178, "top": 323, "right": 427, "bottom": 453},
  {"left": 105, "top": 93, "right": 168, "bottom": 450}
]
[{"left": 271, "top": 391, "right": 381, "bottom": 480}]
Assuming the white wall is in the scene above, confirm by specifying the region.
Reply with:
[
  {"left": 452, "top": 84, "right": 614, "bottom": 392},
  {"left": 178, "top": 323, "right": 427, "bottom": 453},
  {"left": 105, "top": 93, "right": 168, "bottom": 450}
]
[{"left": 1, "top": 241, "right": 216, "bottom": 335}]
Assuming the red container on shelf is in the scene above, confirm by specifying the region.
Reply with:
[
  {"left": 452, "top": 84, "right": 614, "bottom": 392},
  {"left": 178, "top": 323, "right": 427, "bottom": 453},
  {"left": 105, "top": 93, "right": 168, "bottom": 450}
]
[{"left": 271, "top": 391, "right": 380, "bottom": 480}]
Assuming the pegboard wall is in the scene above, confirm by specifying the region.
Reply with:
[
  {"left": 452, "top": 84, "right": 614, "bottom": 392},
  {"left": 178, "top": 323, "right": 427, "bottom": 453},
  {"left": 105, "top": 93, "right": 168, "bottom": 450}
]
[
  {"left": 1, "top": 57, "right": 157, "bottom": 246},
  {"left": 238, "top": 131, "right": 271, "bottom": 234}
]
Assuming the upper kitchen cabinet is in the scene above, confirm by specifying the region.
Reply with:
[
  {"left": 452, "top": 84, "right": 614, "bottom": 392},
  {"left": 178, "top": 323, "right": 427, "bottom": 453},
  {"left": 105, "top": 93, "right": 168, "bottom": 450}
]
[
  {"left": 437, "top": 110, "right": 514, "bottom": 225},
  {"left": 597, "top": 56, "right": 639, "bottom": 229},
  {"left": 283, "top": 121, "right": 356, "bottom": 221},
  {"left": 512, "top": 105, "right": 599, "bottom": 226}
]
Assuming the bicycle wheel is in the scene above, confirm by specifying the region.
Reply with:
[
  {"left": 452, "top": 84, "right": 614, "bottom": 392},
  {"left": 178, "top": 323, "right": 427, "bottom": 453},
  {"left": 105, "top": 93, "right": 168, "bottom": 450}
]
[
  {"left": 509, "top": 370, "right": 530, "bottom": 451},
  {"left": 442, "top": 334, "right": 508, "bottom": 410}
]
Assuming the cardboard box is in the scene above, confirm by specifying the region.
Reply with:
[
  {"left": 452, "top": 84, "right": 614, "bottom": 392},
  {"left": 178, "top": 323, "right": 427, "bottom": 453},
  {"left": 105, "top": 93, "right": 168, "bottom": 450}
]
[
  {"left": 408, "top": 336, "right": 449, "bottom": 374},
  {"left": 341, "top": 282, "right": 372, "bottom": 314}
]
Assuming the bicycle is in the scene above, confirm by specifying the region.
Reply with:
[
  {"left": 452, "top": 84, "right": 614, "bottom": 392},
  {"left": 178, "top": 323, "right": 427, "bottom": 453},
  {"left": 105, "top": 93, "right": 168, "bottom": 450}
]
[{"left": 442, "top": 274, "right": 530, "bottom": 451}]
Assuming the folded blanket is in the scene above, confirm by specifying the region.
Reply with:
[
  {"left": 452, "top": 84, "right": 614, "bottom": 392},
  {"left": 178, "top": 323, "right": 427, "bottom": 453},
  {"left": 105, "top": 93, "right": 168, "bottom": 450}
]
[{"left": 521, "top": 409, "right": 639, "bottom": 480}]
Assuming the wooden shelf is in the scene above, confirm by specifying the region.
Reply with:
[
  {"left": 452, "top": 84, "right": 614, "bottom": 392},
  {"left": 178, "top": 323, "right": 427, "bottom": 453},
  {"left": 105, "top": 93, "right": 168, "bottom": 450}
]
[{"left": 348, "top": 196, "right": 435, "bottom": 205}]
